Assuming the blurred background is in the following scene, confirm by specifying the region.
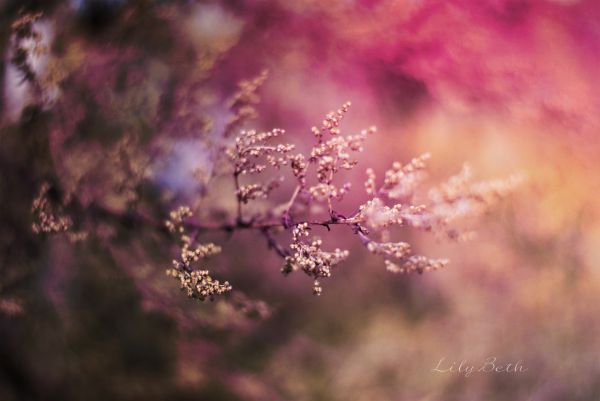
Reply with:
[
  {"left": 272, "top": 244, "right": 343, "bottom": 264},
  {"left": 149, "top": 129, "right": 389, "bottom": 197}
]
[{"left": 1, "top": 0, "right": 600, "bottom": 400}]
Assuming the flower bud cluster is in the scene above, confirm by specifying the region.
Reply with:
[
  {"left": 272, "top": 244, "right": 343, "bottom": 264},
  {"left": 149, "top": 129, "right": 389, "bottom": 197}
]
[
  {"left": 237, "top": 180, "right": 282, "bottom": 204},
  {"left": 228, "top": 129, "right": 296, "bottom": 204},
  {"left": 224, "top": 70, "right": 269, "bottom": 137},
  {"left": 365, "top": 168, "right": 377, "bottom": 195},
  {"left": 229, "top": 128, "right": 294, "bottom": 175},
  {"left": 306, "top": 103, "right": 376, "bottom": 205},
  {"left": 428, "top": 164, "right": 523, "bottom": 225},
  {"left": 384, "top": 256, "right": 448, "bottom": 275},
  {"left": 308, "top": 182, "right": 352, "bottom": 203},
  {"left": 353, "top": 156, "right": 520, "bottom": 273},
  {"left": 288, "top": 153, "right": 308, "bottom": 185},
  {"left": 31, "top": 183, "right": 72, "bottom": 234},
  {"left": 166, "top": 268, "right": 231, "bottom": 302},
  {"left": 283, "top": 223, "right": 349, "bottom": 295},
  {"left": 165, "top": 206, "right": 231, "bottom": 301},
  {"left": 363, "top": 235, "right": 447, "bottom": 275},
  {"left": 366, "top": 241, "right": 411, "bottom": 259},
  {"left": 379, "top": 153, "right": 431, "bottom": 200},
  {"left": 165, "top": 206, "right": 193, "bottom": 236},
  {"left": 311, "top": 101, "right": 351, "bottom": 140},
  {"left": 356, "top": 198, "right": 404, "bottom": 229}
]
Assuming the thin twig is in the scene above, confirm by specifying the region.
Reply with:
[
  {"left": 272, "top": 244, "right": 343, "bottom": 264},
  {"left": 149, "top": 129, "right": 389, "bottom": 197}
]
[
  {"left": 261, "top": 228, "right": 290, "bottom": 258},
  {"left": 234, "top": 172, "right": 243, "bottom": 222}
]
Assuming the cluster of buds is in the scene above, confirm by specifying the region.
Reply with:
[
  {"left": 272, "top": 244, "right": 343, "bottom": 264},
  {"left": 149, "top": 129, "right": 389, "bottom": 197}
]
[
  {"left": 237, "top": 180, "right": 281, "bottom": 204},
  {"left": 349, "top": 156, "right": 522, "bottom": 273},
  {"left": 309, "top": 127, "right": 375, "bottom": 179},
  {"left": 174, "top": 242, "right": 222, "bottom": 270},
  {"left": 355, "top": 198, "right": 430, "bottom": 231},
  {"left": 165, "top": 206, "right": 193, "bottom": 237},
  {"left": 165, "top": 268, "right": 232, "bottom": 302},
  {"left": 384, "top": 257, "right": 448, "bottom": 275},
  {"left": 308, "top": 182, "right": 352, "bottom": 203},
  {"left": 311, "top": 101, "right": 352, "bottom": 139},
  {"left": 355, "top": 198, "right": 404, "bottom": 230},
  {"left": 428, "top": 164, "right": 523, "bottom": 225},
  {"left": 228, "top": 128, "right": 296, "bottom": 204},
  {"left": 366, "top": 240, "right": 411, "bottom": 259},
  {"left": 288, "top": 153, "right": 308, "bottom": 185},
  {"left": 365, "top": 168, "right": 377, "bottom": 196},
  {"left": 305, "top": 103, "right": 376, "bottom": 208},
  {"left": 229, "top": 128, "right": 294, "bottom": 175},
  {"left": 361, "top": 233, "right": 447, "bottom": 275},
  {"left": 361, "top": 158, "right": 523, "bottom": 236},
  {"left": 224, "top": 70, "right": 269, "bottom": 137},
  {"left": 283, "top": 223, "right": 349, "bottom": 295},
  {"left": 165, "top": 207, "right": 231, "bottom": 301},
  {"left": 31, "top": 183, "right": 72, "bottom": 234},
  {"left": 379, "top": 153, "right": 431, "bottom": 200}
]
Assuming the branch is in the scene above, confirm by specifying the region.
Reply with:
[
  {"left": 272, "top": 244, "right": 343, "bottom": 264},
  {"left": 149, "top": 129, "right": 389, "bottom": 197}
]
[{"left": 261, "top": 228, "right": 290, "bottom": 258}]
